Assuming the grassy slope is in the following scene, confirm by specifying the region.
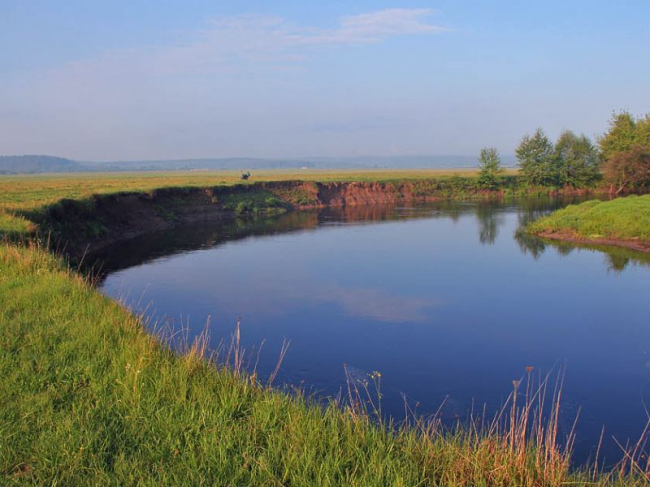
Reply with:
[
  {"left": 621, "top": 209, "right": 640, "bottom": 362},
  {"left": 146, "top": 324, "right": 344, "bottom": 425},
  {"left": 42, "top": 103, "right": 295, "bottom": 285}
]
[
  {"left": 1, "top": 244, "right": 608, "bottom": 486},
  {"left": 527, "top": 195, "right": 650, "bottom": 241}
]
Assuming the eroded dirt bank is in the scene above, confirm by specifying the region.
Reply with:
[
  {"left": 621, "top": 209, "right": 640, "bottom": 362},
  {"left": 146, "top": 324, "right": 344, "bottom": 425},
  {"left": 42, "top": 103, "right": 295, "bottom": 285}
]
[{"left": 37, "top": 179, "right": 586, "bottom": 260}]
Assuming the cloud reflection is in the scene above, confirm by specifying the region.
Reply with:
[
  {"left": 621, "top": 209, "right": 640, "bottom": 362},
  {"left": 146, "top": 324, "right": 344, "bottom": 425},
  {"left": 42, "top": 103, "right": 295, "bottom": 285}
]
[
  {"left": 225, "top": 272, "right": 443, "bottom": 324},
  {"left": 316, "top": 287, "right": 441, "bottom": 323}
]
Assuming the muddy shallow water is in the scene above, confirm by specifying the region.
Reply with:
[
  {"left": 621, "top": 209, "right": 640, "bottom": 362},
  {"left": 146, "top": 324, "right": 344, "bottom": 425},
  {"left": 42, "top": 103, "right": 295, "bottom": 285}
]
[{"left": 97, "top": 197, "right": 650, "bottom": 464}]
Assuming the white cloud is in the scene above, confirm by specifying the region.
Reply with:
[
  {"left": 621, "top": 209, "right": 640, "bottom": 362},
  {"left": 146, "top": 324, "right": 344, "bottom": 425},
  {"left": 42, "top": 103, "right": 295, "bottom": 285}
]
[
  {"left": 277, "top": 8, "right": 446, "bottom": 46},
  {"left": 148, "top": 9, "right": 446, "bottom": 74},
  {"left": 332, "top": 8, "right": 445, "bottom": 43},
  {"left": 29, "top": 9, "right": 446, "bottom": 78}
]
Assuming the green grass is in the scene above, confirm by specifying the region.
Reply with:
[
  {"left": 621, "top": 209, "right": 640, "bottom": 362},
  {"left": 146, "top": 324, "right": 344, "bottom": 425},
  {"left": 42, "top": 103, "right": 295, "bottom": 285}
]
[
  {"left": 218, "top": 191, "right": 290, "bottom": 215},
  {"left": 527, "top": 195, "right": 650, "bottom": 241}
]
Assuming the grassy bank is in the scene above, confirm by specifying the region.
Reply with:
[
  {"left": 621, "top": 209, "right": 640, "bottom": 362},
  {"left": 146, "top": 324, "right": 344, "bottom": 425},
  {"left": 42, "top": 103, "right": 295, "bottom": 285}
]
[{"left": 526, "top": 195, "right": 650, "bottom": 251}]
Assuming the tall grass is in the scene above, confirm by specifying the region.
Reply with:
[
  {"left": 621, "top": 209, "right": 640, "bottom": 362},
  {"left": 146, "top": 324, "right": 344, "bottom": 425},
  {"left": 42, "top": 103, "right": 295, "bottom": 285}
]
[{"left": 2, "top": 242, "right": 649, "bottom": 485}]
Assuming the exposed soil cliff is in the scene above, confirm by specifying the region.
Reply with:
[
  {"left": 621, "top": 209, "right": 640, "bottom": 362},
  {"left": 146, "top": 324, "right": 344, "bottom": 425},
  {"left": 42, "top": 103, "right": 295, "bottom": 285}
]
[{"left": 36, "top": 179, "right": 578, "bottom": 260}]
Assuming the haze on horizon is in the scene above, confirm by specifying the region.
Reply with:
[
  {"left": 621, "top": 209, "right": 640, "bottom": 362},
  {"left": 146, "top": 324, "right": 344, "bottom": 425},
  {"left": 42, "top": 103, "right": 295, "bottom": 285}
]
[{"left": 1, "top": 0, "right": 649, "bottom": 162}]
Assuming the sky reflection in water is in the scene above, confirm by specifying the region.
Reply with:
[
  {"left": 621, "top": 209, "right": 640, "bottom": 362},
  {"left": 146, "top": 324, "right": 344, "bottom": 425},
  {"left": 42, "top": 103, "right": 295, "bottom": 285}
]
[{"left": 98, "top": 198, "right": 650, "bottom": 464}]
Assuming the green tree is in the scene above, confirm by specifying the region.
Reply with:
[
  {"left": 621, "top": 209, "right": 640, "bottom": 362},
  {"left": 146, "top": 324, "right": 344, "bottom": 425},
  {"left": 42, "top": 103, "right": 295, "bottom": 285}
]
[
  {"left": 516, "top": 129, "right": 556, "bottom": 186},
  {"left": 476, "top": 147, "right": 503, "bottom": 190},
  {"left": 554, "top": 131, "right": 600, "bottom": 188},
  {"left": 598, "top": 111, "right": 639, "bottom": 161},
  {"left": 635, "top": 113, "right": 650, "bottom": 148}
]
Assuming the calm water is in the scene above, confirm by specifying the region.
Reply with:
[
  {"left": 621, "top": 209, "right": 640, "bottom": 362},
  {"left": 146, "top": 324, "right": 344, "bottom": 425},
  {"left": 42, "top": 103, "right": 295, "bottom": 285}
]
[{"left": 97, "top": 198, "right": 650, "bottom": 463}]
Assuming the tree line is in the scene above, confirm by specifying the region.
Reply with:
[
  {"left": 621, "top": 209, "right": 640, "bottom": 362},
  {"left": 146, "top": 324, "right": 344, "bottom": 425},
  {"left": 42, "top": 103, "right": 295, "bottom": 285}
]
[{"left": 477, "top": 111, "right": 650, "bottom": 193}]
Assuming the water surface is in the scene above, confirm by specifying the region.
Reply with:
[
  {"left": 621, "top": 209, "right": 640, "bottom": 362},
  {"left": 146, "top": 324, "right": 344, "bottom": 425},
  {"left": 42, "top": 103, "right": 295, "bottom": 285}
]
[{"left": 98, "top": 198, "right": 650, "bottom": 464}]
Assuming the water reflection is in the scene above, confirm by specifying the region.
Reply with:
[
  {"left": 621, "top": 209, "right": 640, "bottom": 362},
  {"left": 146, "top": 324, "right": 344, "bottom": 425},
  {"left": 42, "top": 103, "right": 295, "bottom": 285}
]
[
  {"left": 476, "top": 202, "right": 505, "bottom": 245},
  {"left": 90, "top": 211, "right": 321, "bottom": 274},
  {"left": 514, "top": 221, "right": 650, "bottom": 272},
  {"left": 97, "top": 196, "right": 650, "bottom": 464},
  {"left": 92, "top": 196, "right": 649, "bottom": 277}
]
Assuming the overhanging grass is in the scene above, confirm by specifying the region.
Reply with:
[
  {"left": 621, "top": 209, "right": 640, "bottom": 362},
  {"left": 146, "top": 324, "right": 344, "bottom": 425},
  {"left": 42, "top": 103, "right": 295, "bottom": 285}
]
[{"left": 527, "top": 195, "right": 650, "bottom": 241}]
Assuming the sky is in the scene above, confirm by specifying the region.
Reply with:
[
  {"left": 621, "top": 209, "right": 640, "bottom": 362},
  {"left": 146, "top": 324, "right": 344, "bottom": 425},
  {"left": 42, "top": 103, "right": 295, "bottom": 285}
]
[{"left": 1, "top": 0, "right": 649, "bottom": 161}]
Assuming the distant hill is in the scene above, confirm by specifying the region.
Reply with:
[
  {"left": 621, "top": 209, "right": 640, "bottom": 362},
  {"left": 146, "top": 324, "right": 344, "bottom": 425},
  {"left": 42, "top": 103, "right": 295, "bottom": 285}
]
[
  {"left": 0, "top": 154, "right": 518, "bottom": 174},
  {"left": 92, "top": 155, "right": 518, "bottom": 171},
  {"left": 304, "top": 155, "right": 517, "bottom": 169},
  {"left": 92, "top": 158, "right": 318, "bottom": 171},
  {"left": 0, "top": 155, "right": 85, "bottom": 174}
]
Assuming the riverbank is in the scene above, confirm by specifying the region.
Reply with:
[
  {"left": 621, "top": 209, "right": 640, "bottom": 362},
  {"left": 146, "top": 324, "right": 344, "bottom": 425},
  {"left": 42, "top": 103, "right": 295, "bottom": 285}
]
[
  {"left": 35, "top": 180, "right": 506, "bottom": 259},
  {"left": 0, "top": 170, "right": 477, "bottom": 233},
  {"left": 1, "top": 171, "right": 597, "bottom": 260},
  {"left": 526, "top": 195, "right": 650, "bottom": 253},
  {"left": 2, "top": 172, "right": 646, "bottom": 484}
]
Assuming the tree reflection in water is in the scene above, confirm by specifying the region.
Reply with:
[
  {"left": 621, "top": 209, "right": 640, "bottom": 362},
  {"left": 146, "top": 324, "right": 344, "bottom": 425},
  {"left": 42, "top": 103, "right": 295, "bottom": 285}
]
[{"left": 89, "top": 196, "right": 650, "bottom": 278}]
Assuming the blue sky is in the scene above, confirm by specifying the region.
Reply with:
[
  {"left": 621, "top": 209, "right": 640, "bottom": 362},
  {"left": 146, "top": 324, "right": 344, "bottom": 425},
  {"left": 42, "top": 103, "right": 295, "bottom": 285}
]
[{"left": 1, "top": 1, "right": 649, "bottom": 161}]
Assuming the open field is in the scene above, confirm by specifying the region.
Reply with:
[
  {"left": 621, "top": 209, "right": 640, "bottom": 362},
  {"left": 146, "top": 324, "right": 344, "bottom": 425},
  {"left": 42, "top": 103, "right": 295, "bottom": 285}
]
[
  {"left": 527, "top": 195, "right": 650, "bottom": 252},
  {"left": 0, "top": 168, "right": 500, "bottom": 205}
]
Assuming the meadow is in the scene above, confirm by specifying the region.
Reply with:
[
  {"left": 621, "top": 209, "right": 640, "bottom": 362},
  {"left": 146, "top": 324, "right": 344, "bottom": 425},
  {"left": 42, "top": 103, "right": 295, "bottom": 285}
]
[{"left": 0, "top": 169, "right": 496, "bottom": 206}]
